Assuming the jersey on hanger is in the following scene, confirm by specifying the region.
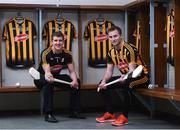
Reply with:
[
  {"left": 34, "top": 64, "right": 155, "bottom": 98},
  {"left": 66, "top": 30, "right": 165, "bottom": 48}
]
[
  {"left": 43, "top": 19, "right": 76, "bottom": 51},
  {"left": 84, "top": 19, "right": 115, "bottom": 68},
  {"left": 3, "top": 17, "right": 36, "bottom": 68},
  {"left": 166, "top": 10, "right": 174, "bottom": 66}
]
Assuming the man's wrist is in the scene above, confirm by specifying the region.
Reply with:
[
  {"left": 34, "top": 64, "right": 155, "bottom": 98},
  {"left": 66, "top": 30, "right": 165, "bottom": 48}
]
[{"left": 101, "top": 79, "right": 106, "bottom": 83}]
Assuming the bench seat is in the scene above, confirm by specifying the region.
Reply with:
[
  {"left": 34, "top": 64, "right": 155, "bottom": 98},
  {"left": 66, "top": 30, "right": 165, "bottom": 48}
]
[{"left": 133, "top": 87, "right": 180, "bottom": 117}]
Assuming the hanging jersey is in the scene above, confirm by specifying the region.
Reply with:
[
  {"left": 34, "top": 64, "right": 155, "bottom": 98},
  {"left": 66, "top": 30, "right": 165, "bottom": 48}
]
[
  {"left": 42, "top": 19, "right": 76, "bottom": 51},
  {"left": 166, "top": 11, "right": 174, "bottom": 66},
  {"left": 84, "top": 19, "right": 115, "bottom": 68},
  {"left": 133, "top": 20, "right": 141, "bottom": 54},
  {"left": 3, "top": 17, "right": 36, "bottom": 68},
  {"left": 38, "top": 47, "right": 72, "bottom": 75},
  {"left": 107, "top": 43, "right": 148, "bottom": 75}
]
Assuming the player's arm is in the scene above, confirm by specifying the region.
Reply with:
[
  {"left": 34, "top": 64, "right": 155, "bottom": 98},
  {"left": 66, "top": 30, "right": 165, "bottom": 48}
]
[
  {"left": 42, "top": 63, "right": 54, "bottom": 83},
  {"left": 98, "top": 63, "right": 114, "bottom": 89},
  {"left": 67, "top": 63, "right": 78, "bottom": 88},
  {"left": 41, "top": 51, "right": 53, "bottom": 83}
]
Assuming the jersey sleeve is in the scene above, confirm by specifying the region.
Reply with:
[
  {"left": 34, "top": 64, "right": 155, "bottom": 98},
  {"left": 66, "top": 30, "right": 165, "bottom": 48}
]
[
  {"left": 84, "top": 23, "right": 90, "bottom": 39},
  {"left": 66, "top": 53, "right": 73, "bottom": 64},
  {"left": 42, "top": 22, "right": 47, "bottom": 38},
  {"left": 32, "top": 22, "right": 37, "bottom": 39},
  {"left": 71, "top": 23, "right": 76, "bottom": 39},
  {"left": 2, "top": 24, "right": 8, "bottom": 40},
  {"left": 41, "top": 50, "right": 49, "bottom": 66},
  {"left": 126, "top": 45, "right": 138, "bottom": 64}
]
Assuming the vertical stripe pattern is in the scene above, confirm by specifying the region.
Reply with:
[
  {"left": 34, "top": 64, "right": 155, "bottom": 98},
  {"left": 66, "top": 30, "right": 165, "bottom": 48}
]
[
  {"left": 3, "top": 18, "right": 36, "bottom": 68},
  {"left": 84, "top": 19, "right": 115, "bottom": 67}
]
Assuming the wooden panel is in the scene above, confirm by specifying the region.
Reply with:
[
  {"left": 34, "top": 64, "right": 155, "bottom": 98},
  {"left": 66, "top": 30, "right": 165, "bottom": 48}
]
[
  {"left": 78, "top": 11, "right": 83, "bottom": 85},
  {"left": 175, "top": 0, "right": 180, "bottom": 90},
  {"left": 128, "top": 5, "right": 150, "bottom": 69},
  {"left": 154, "top": 3, "right": 166, "bottom": 87},
  {"left": 0, "top": 87, "right": 39, "bottom": 93},
  {"left": 139, "top": 5, "right": 150, "bottom": 68},
  {"left": 136, "top": 87, "right": 180, "bottom": 101},
  {"left": 127, "top": 10, "right": 136, "bottom": 44},
  {"left": 0, "top": 12, "right": 2, "bottom": 87}
]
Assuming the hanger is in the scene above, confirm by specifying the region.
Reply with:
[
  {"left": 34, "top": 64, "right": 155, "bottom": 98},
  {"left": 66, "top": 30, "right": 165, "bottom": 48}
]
[
  {"left": 96, "top": 14, "right": 105, "bottom": 24},
  {"left": 55, "top": 11, "right": 64, "bottom": 24}
]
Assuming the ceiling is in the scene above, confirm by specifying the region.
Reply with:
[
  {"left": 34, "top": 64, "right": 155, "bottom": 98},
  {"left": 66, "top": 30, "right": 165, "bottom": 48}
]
[{"left": 0, "top": 0, "right": 141, "bottom": 6}]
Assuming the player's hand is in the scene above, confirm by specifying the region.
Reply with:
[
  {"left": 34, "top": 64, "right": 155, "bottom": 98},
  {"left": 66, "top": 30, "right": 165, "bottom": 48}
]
[
  {"left": 98, "top": 80, "right": 107, "bottom": 90},
  {"left": 119, "top": 74, "right": 126, "bottom": 82},
  {"left": 45, "top": 73, "right": 54, "bottom": 83},
  {"left": 71, "top": 80, "right": 79, "bottom": 89}
]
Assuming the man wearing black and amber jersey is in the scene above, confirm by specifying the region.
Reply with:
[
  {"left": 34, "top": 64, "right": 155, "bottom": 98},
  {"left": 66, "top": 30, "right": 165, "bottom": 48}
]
[
  {"left": 84, "top": 19, "right": 114, "bottom": 67},
  {"left": 34, "top": 32, "right": 85, "bottom": 123},
  {"left": 43, "top": 19, "right": 76, "bottom": 51},
  {"left": 96, "top": 26, "right": 149, "bottom": 126},
  {"left": 3, "top": 17, "right": 36, "bottom": 68}
]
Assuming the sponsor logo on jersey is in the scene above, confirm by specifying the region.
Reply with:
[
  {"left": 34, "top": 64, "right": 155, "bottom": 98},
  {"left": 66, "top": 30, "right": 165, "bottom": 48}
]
[
  {"left": 95, "top": 34, "right": 108, "bottom": 42},
  {"left": 14, "top": 34, "right": 29, "bottom": 42},
  {"left": 50, "top": 65, "right": 63, "bottom": 73},
  {"left": 118, "top": 62, "right": 128, "bottom": 70}
]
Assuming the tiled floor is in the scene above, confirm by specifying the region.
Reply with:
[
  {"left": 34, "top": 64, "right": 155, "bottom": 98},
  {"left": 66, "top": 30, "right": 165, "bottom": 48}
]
[{"left": 0, "top": 111, "right": 179, "bottom": 129}]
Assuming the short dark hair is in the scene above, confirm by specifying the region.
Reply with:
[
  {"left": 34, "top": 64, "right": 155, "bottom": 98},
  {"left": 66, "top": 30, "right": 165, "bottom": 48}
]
[
  {"left": 51, "top": 31, "right": 64, "bottom": 41},
  {"left": 108, "top": 26, "right": 122, "bottom": 35}
]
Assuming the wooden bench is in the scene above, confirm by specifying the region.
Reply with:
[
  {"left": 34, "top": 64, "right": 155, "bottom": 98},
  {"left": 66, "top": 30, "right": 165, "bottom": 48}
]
[
  {"left": 135, "top": 87, "right": 180, "bottom": 101},
  {"left": 3, "top": 86, "right": 180, "bottom": 117},
  {"left": 133, "top": 87, "right": 180, "bottom": 117},
  {"left": 0, "top": 87, "right": 39, "bottom": 93}
]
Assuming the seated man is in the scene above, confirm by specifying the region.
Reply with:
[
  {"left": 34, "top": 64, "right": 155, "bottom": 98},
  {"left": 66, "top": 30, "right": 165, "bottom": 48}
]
[
  {"left": 34, "top": 31, "right": 85, "bottom": 123},
  {"left": 96, "top": 26, "right": 149, "bottom": 126}
]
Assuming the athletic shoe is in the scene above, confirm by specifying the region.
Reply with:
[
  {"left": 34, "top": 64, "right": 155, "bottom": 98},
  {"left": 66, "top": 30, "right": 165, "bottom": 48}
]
[
  {"left": 96, "top": 112, "right": 116, "bottom": 123},
  {"left": 44, "top": 114, "right": 58, "bottom": 123},
  {"left": 111, "top": 114, "right": 128, "bottom": 126}
]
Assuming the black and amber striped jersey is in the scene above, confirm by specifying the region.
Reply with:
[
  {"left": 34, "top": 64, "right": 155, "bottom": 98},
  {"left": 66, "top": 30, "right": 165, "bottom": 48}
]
[
  {"left": 38, "top": 47, "right": 72, "bottom": 75},
  {"left": 84, "top": 19, "right": 115, "bottom": 68},
  {"left": 107, "top": 43, "right": 148, "bottom": 74},
  {"left": 3, "top": 17, "right": 36, "bottom": 68},
  {"left": 43, "top": 19, "right": 76, "bottom": 51},
  {"left": 166, "top": 10, "right": 174, "bottom": 66}
]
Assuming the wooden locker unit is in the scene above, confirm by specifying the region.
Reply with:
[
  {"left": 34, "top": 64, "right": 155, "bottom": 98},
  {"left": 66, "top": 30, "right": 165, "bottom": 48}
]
[
  {"left": 154, "top": 3, "right": 167, "bottom": 87},
  {"left": 127, "top": 3, "right": 150, "bottom": 72},
  {"left": 138, "top": 5, "right": 150, "bottom": 70},
  {"left": 175, "top": 0, "right": 180, "bottom": 90}
]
